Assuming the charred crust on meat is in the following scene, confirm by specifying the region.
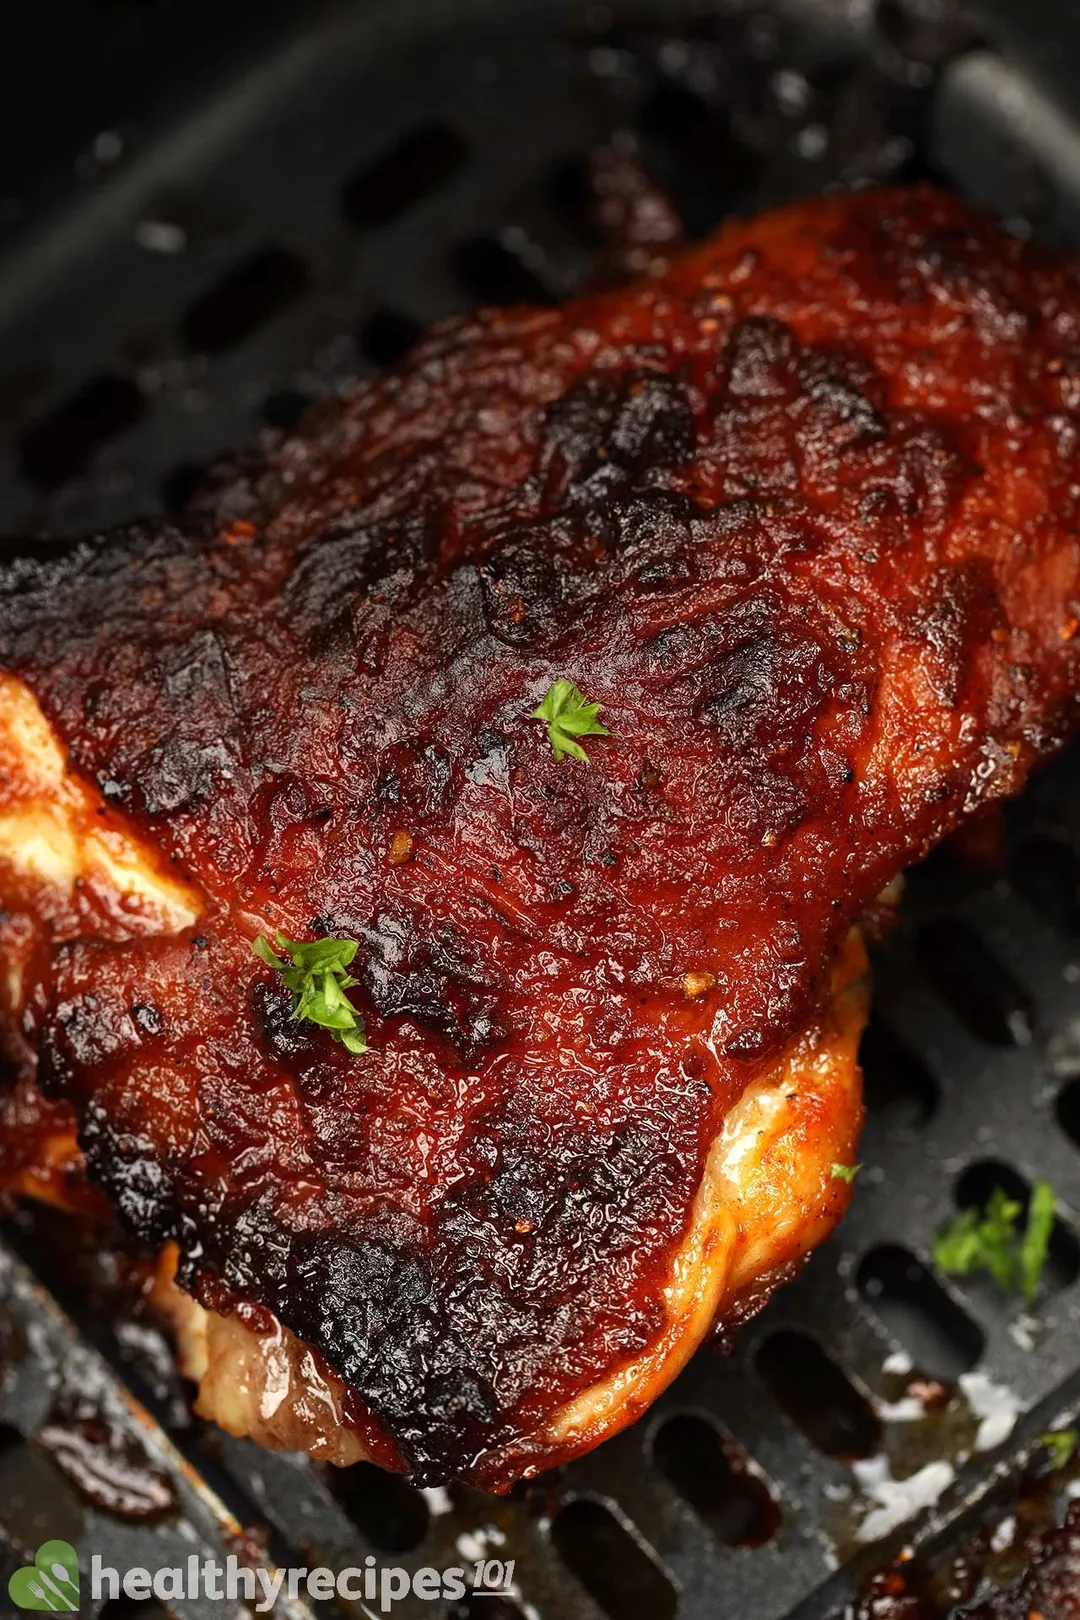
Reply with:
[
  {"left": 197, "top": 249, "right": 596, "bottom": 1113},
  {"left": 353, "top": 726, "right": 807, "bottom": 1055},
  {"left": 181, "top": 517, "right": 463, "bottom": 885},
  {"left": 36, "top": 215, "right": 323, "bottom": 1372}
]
[{"left": 4, "top": 187, "right": 1080, "bottom": 1481}]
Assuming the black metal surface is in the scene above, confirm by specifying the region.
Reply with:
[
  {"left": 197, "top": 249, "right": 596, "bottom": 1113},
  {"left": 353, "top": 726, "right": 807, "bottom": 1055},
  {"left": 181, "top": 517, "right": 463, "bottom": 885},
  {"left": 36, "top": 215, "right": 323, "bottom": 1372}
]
[{"left": 2, "top": 2, "right": 1080, "bottom": 1616}]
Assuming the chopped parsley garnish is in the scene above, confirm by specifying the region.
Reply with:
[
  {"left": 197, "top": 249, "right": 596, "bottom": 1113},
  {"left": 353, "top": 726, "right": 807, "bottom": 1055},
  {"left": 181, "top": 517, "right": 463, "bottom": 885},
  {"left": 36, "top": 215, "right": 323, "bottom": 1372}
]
[
  {"left": 1040, "top": 1428, "right": 1078, "bottom": 1470},
  {"left": 932, "top": 1180, "right": 1056, "bottom": 1306},
  {"left": 252, "top": 931, "right": 370, "bottom": 1055},
  {"left": 530, "top": 679, "right": 610, "bottom": 763},
  {"left": 832, "top": 1163, "right": 861, "bottom": 1184}
]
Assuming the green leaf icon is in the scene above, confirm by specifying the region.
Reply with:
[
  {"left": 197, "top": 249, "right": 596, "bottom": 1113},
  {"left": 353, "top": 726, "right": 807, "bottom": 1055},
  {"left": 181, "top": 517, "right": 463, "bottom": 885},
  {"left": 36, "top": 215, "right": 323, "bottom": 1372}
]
[{"left": 8, "top": 1540, "right": 80, "bottom": 1611}]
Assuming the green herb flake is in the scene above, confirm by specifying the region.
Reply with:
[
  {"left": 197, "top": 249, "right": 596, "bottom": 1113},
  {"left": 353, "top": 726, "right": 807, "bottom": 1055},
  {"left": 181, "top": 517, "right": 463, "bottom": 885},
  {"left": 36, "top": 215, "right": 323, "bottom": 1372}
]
[
  {"left": 932, "top": 1180, "right": 1057, "bottom": 1305},
  {"left": 530, "top": 679, "right": 610, "bottom": 763},
  {"left": 1018, "top": 1179, "right": 1056, "bottom": 1306},
  {"left": 831, "top": 1163, "right": 861, "bottom": 1184},
  {"left": 252, "top": 930, "right": 370, "bottom": 1055},
  {"left": 1040, "top": 1427, "right": 1078, "bottom": 1470}
]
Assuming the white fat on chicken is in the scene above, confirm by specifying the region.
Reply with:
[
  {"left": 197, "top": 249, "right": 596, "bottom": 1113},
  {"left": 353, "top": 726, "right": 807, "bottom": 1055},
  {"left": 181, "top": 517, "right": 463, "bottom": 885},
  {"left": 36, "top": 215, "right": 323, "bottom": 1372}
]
[{"left": 0, "top": 674, "right": 199, "bottom": 933}]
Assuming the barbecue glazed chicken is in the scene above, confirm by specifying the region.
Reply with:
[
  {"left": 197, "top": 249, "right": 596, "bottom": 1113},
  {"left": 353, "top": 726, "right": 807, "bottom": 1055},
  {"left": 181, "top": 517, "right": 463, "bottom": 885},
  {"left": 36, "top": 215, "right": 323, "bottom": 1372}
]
[{"left": 2, "top": 185, "right": 1080, "bottom": 1490}]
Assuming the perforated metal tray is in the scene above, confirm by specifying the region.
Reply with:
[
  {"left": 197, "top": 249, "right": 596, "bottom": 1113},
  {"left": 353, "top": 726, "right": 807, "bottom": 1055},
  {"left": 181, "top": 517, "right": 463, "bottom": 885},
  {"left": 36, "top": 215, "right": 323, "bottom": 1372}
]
[{"left": 3, "top": 3, "right": 1080, "bottom": 1616}]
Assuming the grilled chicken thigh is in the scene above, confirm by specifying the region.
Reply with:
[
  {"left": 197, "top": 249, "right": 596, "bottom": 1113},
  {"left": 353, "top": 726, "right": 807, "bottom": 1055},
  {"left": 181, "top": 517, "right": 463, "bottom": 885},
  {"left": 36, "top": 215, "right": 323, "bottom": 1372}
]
[{"left": 2, "top": 185, "right": 1080, "bottom": 1488}]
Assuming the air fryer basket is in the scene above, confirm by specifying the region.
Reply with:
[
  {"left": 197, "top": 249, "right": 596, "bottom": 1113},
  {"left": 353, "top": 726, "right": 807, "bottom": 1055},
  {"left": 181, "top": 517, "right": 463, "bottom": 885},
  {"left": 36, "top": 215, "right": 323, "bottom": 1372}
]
[{"left": 3, "top": 2, "right": 1080, "bottom": 1616}]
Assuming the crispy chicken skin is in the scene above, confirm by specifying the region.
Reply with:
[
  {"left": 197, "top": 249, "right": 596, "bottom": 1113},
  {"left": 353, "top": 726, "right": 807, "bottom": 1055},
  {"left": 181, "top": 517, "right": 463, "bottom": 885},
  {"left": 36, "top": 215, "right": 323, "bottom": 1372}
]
[{"left": 2, "top": 184, "right": 1080, "bottom": 1487}]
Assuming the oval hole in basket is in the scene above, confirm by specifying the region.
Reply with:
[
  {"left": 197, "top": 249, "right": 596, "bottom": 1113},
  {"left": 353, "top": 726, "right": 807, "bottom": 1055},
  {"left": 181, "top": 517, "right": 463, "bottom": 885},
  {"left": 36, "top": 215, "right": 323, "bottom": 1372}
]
[
  {"left": 342, "top": 123, "right": 469, "bottom": 228},
  {"left": 1057, "top": 1078, "right": 1080, "bottom": 1147},
  {"left": 358, "top": 309, "right": 423, "bottom": 367},
  {"left": 955, "top": 1160, "right": 1080, "bottom": 1294},
  {"left": 917, "top": 919, "right": 1034, "bottom": 1047},
  {"left": 18, "top": 374, "right": 144, "bottom": 487},
  {"left": 1012, "top": 835, "right": 1080, "bottom": 937},
  {"left": 546, "top": 154, "right": 603, "bottom": 246},
  {"left": 652, "top": 1413, "right": 780, "bottom": 1546},
  {"left": 324, "top": 1459, "right": 429, "bottom": 1551},
  {"left": 635, "top": 85, "right": 762, "bottom": 235},
  {"left": 181, "top": 247, "right": 309, "bottom": 354},
  {"left": 550, "top": 1498, "right": 676, "bottom": 1620},
  {"left": 857, "top": 1244, "right": 984, "bottom": 1378},
  {"left": 756, "top": 1330, "right": 881, "bottom": 1459},
  {"left": 859, "top": 1017, "right": 939, "bottom": 1124},
  {"left": 261, "top": 389, "right": 312, "bottom": 429},
  {"left": 451, "top": 233, "right": 558, "bottom": 306},
  {"left": 160, "top": 462, "right": 206, "bottom": 515}
]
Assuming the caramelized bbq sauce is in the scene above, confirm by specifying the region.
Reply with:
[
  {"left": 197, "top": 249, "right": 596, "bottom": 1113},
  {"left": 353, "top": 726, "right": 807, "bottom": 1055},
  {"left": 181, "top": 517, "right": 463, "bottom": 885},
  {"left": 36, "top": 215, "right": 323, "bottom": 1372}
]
[{"left": 3, "top": 188, "right": 1080, "bottom": 1481}]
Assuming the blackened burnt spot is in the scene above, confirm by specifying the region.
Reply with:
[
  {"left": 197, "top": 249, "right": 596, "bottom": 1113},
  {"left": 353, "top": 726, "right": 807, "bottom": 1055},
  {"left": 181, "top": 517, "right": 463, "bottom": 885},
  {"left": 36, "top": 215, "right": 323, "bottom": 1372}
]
[
  {"left": 358, "top": 912, "right": 508, "bottom": 1065},
  {"left": 285, "top": 1222, "right": 499, "bottom": 1481},
  {"left": 45, "top": 989, "right": 134, "bottom": 1074},
  {"left": 476, "top": 727, "right": 509, "bottom": 761},
  {"left": 539, "top": 369, "right": 694, "bottom": 503},
  {"left": 427, "top": 1367, "right": 498, "bottom": 1439},
  {"left": 859, "top": 484, "right": 902, "bottom": 522},
  {"left": 251, "top": 980, "right": 318, "bottom": 1062},
  {"left": 690, "top": 597, "right": 832, "bottom": 751},
  {"left": 700, "top": 635, "right": 791, "bottom": 746},
  {"left": 375, "top": 768, "right": 402, "bottom": 806},
  {"left": 478, "top": 537, "right": 564, "bottom": 649},
  {"left": 303, "top": 606, "right": 355, "bottom": 661},
  {"left": 288, "top": 1226, "right": 429, "bottom": 1386},
  {"left": 724, "top": 317, "right": 798, "bottom": 400},
  {"left": 724, "top": 1024, "right": 774, "bottom": 1061},
  {"left": 98, "top": 773, "right": 131, "bottom": 806},
  {"left": 477, "top": 514, "right": 602, "bottom": 648},
  {"left": 635, "top": 555, "right": 695, "bottom": 590},
  {"left": 883, "top": 424, "right": 973, "bottom": 528},
  {"left": 910, "top": 562, "right": 1001, "bottom": 709},
  {"left": 131, "top": 1003, "right": 163, "bottom": 1036},
  {"left": 374, "top": 741, "right": 456, "bottom": 820},
  {"left": 611, "top": 489, "right": 697, "bottom": 590},
  {"left": 467, "top": 729, "right": 511, "bottom": 788},
  {"left": 797, "top": 350, "right": 887, "bottom": 452},
  {"left": 289, "top": 504, "right": 441, "bottom": 628},
  {"left": 79, "top": 1102, "right": 179, "bottom": 1246},
  {"left": 649, "top": 617, "right": 711, "bottom": 679},
  {"left": 605, "top": 372, "right": 695, "bottom": 470},
  {"left": 135, "top": 733, "right": 236, "bottom": 816},
  {"left": 446, "top": 1109, "right": 688, "bottom": 1266},
  {"left": 706, "top": 493, "right": 823, "bottom": 562}
]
